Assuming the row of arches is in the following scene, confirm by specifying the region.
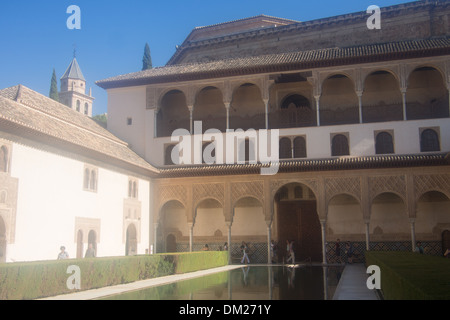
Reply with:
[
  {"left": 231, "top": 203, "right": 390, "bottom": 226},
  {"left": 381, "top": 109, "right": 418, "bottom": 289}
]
[
  {"left": 155, "top": 181, "right": 450, "bottom": 263},
  {"left": 156, "top": 66, "right": 449, "bottom": 137}
]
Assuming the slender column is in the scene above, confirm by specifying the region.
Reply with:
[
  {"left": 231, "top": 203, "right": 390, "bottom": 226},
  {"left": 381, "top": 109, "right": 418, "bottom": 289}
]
[
  {"left": 320, "top": 220, "right": 327, "bottom": 264},
  {"left": 314, "top": 95, "right": 321, "bottom": 126},
  {"left": 188, "top": 222, "right": 194, "bottom": 252},
  {"left": 153, "top": 223, "right": 158, "bottom": 254},
  {"left": 227, "top": 222, "right": 232, "bottom": 264},
  {"left": 356, "top": 90, "right": 363, "bottom": 124},
  {"left": 225, "top": 102, "right": 230, "bottom": 130},
  {"left": 154, "top": 109, "right": 159, "bottom": 138},
  {"left": 401, "top": 88, "right": 407, "bottom": 121},
  {"left": 188, "top": 106, "right": 194, "bottom": 134},
  {"left": 266, "top": 222, "right": 272, "bottom": 264},
  {"left": 264, "top": 99, "right": 269, "bottom": 129},
  {"left": 364, "top": 220, "right": 370, "bottom": 251},
  {"left": 410, "top": 219, "right": 416, "bottom": 252}
]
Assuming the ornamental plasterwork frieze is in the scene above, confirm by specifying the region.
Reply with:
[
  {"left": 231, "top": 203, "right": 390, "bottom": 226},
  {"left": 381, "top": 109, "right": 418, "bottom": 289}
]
[
  {"left": 231, "top": 181, "right": 264, "bottom": 207},
  {"left": 193, "top": 183, "right": 224, "bottom": 207},
  {"left": 325, "top": 176, "right": 361, "bottom": 204},
  {"left": 368, "top": 175, "right": 406, "bottom": 203},
  {"left": 414, "top": 174, "right": 450, "bottom": 201},
  {"left": 157, "top": 184, "right": 188, "bottom": 209}
]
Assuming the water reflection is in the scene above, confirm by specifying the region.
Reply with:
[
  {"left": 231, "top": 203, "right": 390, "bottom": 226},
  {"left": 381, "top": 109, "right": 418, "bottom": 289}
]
[{"left": 101, "top": 266, "right": 344, "bottom": 300}]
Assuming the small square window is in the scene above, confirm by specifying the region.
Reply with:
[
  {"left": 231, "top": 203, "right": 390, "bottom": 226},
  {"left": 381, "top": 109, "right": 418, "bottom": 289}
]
[{"left": 127, "top": 118, "right": 133, "bottom": 126}]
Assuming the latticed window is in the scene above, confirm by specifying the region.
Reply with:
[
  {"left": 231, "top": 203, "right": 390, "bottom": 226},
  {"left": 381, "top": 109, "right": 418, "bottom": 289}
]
[
  {"left": 420, "top": 129, "right": 440, "bottom": 152},
  {"left": 293, "top": 136, "right": 307, "bottom": 158},
  {"left": 294, "top": 186, "right": 303, "bottom": 199},
  {"left": 375, "top": 132, "right": 394, "bottom": 154},
  {"left": 331, "top": 134, "right": 349, "bottom": 156},
  {"left": 279, "top": 138, "right": 292, "bottom": 159}
]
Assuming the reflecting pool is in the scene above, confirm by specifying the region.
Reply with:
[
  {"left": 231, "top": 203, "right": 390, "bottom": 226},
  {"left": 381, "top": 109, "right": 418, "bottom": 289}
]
[{"left": 99, "top": 265, "right": 344, "bottom": 300}]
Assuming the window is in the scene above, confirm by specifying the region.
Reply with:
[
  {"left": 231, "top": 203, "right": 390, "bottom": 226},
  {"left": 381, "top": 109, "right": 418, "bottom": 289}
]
[
  {"left": 128, "top": 178, "right": 138, "bottom": 198},
  {"left": 293, "top": 136, "right": 307, "bottom": 158},
  {"left": 202, "top": 142, "right": 216, "bottom": 164},
  {"left": 0, "top": 146, "right": 8, "bottom": 172},
  {"left": 127, "top": 118, "right": 133, "bottom": 126},
  {"left": 279, "top": 138, "right": 292, "bottom": 159},
  {"left": 165, "top": 145, "right": 176, "bottom": 165},
  {"left": 76, "top": 100, "right": 81, "bottom": 112},
  {"left": 84, "top": 103, "right": 89, "bottom": 115},
  {"left": 279, "top": 187, "right": 289, "bottom": 200},
  {"left": 83, "top": 166, "right": 98, "bottom": 192},
  {"left": 375, "top": 131, "right": 394, "bottom": 154},
  {"left": 420, "top": 128, "right": 440, "bottom": 152},
  {"left": 331, "top": 134, "right": 350, "bottom": 156}
]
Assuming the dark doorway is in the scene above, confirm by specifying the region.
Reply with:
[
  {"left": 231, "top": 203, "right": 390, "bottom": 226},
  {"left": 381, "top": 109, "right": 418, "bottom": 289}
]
[
  {"left": 126, "top": 224, "right": 137, "bottom": 256},
  {"left": 277, "top": 200, "right": 322, "bottom": 262},
  {"left": 166, "top": 234, "right": 177, "bottom": 253},
  {"left": 442, "top": 230, "right": 450, "bottom": 255}
]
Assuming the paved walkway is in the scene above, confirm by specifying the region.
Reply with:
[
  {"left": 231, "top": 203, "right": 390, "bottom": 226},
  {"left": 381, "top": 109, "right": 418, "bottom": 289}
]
[
  {"left": 40, "top": 265, "right": 243, "bottom": 300},
  {"left": 332, "top": 263, "right": 380, "bottom": 300}
]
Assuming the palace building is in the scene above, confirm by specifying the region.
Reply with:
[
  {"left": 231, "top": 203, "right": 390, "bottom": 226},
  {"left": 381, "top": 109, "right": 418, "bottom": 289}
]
[
  {"left": 1, "top": 0, "right": 450, "bottom": 264},
  {"left": 97, "top": 0, "right": 450, "bottom": 264}
]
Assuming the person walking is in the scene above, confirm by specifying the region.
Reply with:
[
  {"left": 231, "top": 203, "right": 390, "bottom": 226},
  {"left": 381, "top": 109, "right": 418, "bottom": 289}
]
[
  {"left": 240, "top": 241, "right": 250, "bottom": 264},
  {"left": 57, "top": 246, "right": 69, "bottom": 260},
  {"left": 286, "top": 240, "right": 295, "bottom": 265},
  {"left": 85, "top": 243, "right": 96, "bottom": 258}
]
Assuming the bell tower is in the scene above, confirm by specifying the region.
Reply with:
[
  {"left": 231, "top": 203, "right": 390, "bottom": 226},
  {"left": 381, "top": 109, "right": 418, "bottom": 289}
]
[{"left": 59, "top": 53, "right": 95, "bottom": 117}]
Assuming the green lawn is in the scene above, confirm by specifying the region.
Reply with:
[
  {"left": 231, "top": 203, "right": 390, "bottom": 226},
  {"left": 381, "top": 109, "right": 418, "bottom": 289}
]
[{"left": 365, "top": 251, "right": 450, "bottom": 300}]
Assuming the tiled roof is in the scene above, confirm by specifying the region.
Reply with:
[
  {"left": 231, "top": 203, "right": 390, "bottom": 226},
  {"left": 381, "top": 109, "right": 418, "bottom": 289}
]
[
  {"left": 97, "top": 36, "right": 450, "bottom": 89},
  {"left": 61, "top": 58, "right": 85, "bottom": 81},
  {"left": 157, "top": 153, "right": 450, "bottom": 178},
  {"left": 0, "top": 85, "right": 159, "bottom": 175}
]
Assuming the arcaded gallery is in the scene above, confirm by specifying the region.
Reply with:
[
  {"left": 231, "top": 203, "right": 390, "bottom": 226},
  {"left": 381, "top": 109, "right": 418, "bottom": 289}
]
[{"left": 97, "top": 1, "right": 450, "bottom": 264}]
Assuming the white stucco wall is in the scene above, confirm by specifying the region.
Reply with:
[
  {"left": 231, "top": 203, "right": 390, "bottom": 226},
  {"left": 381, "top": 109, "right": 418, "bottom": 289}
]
[{"left": 6, "top": 143, "right": 150, "bottom": 262}]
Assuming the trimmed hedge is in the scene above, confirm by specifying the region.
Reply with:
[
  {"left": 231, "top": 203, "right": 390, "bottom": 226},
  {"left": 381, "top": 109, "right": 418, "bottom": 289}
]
[
  {"left": 365, "top": 251, "right": 450, "bottom": 300},
  {"left": 0, "top": 251, "right": 228, "bottom": 300}
]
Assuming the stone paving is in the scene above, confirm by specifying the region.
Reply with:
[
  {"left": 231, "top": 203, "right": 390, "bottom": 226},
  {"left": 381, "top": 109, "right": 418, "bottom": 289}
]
[{"left": 332, "top": 263, "right": 380, "bottom": 300}]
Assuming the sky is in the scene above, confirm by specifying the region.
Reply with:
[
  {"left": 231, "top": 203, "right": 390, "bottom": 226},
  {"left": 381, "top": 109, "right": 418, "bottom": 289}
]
[{"left": 0, "top": 0, "right": 414, "bottom": 116}]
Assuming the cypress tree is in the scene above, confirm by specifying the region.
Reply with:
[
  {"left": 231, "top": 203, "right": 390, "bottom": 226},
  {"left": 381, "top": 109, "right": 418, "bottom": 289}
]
[
  {"left": 142, "top": 43, "right": 153, "bottom": 71},
  {"left": 49, "top": 68, "right": 59, "bottom": 102}
]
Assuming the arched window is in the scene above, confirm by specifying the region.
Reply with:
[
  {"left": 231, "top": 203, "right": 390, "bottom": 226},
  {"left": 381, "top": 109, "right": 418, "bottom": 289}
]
[
  {"left": 293, "top": 136, "right": 307, "bottom": 158},
  {"left": 279, "top": 187, "right": 289, "bottom": 200},
  {"left": 294, "top": 186, "right": 303, "bottom": 199},
  {"left": 375, "top": 132, "right": 394, "bottom": 154},
  {"left": 165, "top": 145, "right": 176, "bottom": 165},
  {"left": 0, "top": 146, "right": 8, "bottom": 172},
  {"left": 76, "top": 100, "right": 81, "bottom": 112},
  {"left": 90, "top": 170, "right": 97, "bottom": 191},
  {"left": 331, "top": 134, "right": 350, "bottom": 156},
  {"left": 84, "top": 103, "right": 89, "bottom": 115},
  {"left": 83, "top": 168, "right": 90, "bottom": 189},
  {"left": 279, "top": 138, "right": 292, "bottom": 159},
  {"left": 128, "top": 180, "right": 133, "bottom": 198},
  {"left": 132, "top": 181, "right": 137, "bottom": 198},
  {"left": 420, "top": 129, "right": 440, "bottom": 152}
]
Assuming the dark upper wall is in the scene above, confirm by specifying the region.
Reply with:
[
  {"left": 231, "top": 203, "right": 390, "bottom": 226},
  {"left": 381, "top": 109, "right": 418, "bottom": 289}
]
[{"left": 168, "top": 0, "right": 450, "bottom": 65}]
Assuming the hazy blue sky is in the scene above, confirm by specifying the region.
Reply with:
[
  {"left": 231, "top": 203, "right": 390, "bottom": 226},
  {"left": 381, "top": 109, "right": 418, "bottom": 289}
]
[{"left": 0, "top": 0, "right": 413, "bottom": 115}]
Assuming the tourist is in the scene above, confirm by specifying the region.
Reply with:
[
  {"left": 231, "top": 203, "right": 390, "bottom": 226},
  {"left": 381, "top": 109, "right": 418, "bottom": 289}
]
[
  {"left": 202, "top": 244, "right": 209, "bottom": 251},
  {"left": 85, "top": 243, "right": 96, "bottom": 258},
  {"left": 345, "top": 242, "right": 354, "bottom": 264},
  {"left": 444, "top": 248, "right": 449, "bottom": 258},
  {"left": 57, "top": 246, "right": 69, "bottom": 260},
  {"left": 415, "top": 242, "right": 424, "bottom": 254},
  {"left": 271, "top": 240, "right": 278, "bottom": 263},
  {"left": 286, "top": 240, "right": 295, "bottom": 265},
  {"left": 240, "top": 241, "right": 250, "bottom": 264},
  {"left": 223, "top": 242, "right": 228, "bottom": 251}
]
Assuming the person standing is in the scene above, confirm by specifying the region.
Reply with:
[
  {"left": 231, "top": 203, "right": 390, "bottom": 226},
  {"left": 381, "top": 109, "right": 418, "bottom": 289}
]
[
  {"left": 85, "top": 243, "right": 96, "bottom": 258},
  {"left": 286, "top": 240, "right": 295, "bottom": 265},
  {"left": 240, "top": 241, "right": 250, "bottom": 264},
  {"left": 57, "top": 246, "right": 69, "bottom": 260}
]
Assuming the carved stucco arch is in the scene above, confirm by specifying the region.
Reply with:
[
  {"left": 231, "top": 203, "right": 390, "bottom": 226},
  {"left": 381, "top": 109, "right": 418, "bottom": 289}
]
[
  {"left": 155, "top": 184, "right": 188, "bottom": 224},
  {"left": 368, "top": 175, "right": 407, "bottom": 205},
  {"left": 414, "top": 174, "right": 450, "bottom": 203}
]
